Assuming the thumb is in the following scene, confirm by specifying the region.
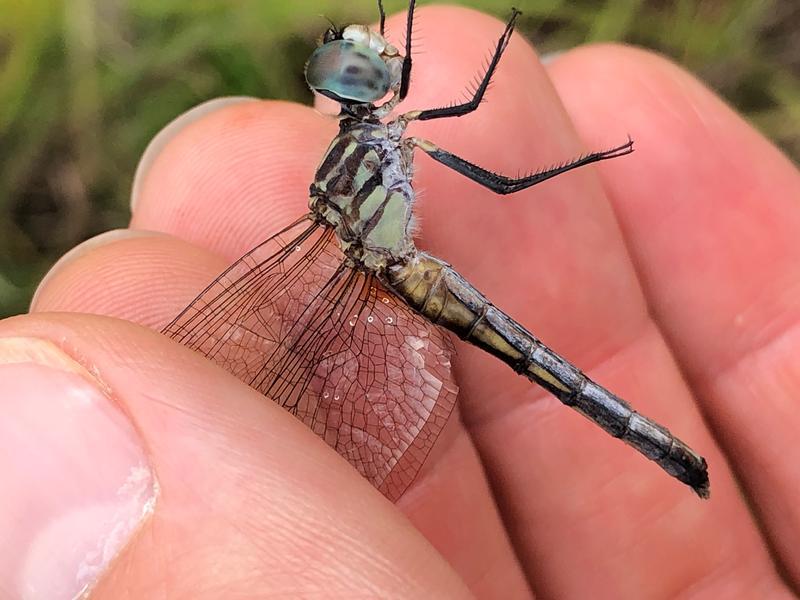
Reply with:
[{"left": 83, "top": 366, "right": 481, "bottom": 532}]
[{"left": 0, "top": 314, "right": 468, "bottom": 598}]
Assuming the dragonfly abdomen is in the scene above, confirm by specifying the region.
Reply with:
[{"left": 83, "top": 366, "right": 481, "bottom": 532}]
[{"left": 384, "top": 254, "right": 710, "bottom": 498}]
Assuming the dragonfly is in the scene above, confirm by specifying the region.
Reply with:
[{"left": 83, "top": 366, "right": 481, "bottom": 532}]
[{"left": 163, "top": 0, "right": 710, "bottom": 501}]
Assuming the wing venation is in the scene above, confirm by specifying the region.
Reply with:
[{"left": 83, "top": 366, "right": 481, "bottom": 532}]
[{"left": 163, "top": 214, "right": 458, "bottom": 500}]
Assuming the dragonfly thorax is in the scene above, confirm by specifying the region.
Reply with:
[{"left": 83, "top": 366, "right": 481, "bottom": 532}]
[{"left": 309, "top": 120, "right": 416, "bottom": 271}]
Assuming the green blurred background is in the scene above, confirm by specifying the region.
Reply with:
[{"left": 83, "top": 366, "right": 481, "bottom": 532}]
[{"left": 1, "top": 0, "right": 798, "bottom": 318}]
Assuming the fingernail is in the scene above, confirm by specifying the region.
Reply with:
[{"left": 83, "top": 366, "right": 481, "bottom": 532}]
[
  {"left": 0, "top": 337, "right": 157, "bottom": 599},
  {"left": 29, "top": 229, "right": 160, "bottom": 312},
  {"left": 130, "top": 96, "right": 258, "bottom": 211}
]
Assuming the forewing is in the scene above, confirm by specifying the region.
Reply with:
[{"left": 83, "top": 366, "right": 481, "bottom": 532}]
[
  {"left": 163, "top": 214, "right": 458, "bottom": 500},
  {"left": 163, "top": 215, "right": 333, "bottom": 381}
]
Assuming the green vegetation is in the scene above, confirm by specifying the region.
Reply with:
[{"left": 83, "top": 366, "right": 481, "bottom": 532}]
[{"left": 1, "top": 0, "right": 797, "bottom": 317}]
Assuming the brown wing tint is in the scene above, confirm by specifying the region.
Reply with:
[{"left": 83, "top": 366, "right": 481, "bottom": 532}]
[{"left": 163, "top": 214, "right": 458, "bottom": 500}]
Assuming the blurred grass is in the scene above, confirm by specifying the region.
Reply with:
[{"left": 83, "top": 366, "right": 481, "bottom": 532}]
[{"left": 0, "top": 0, "right": 798, "bottom": 318}]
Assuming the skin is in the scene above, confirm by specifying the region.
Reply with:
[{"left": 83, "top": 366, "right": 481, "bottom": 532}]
[{"left": 10, "top": 6, "right": 800, "bottom": 598}]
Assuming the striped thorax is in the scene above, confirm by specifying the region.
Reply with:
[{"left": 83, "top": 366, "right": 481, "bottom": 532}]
[{"left": 310, "top": 118, "right": 416, "bottom": 271}]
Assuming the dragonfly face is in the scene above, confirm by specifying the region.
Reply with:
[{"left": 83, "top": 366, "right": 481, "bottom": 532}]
[
  {"left": 305, "top": 25, "right": 401, "bottom": 104},
  {"left": 164, "top": 0, "right": 710, "bottom": 502}
]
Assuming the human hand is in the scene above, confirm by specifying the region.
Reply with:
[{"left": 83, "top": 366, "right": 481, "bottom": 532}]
[{"left": 5, "top": 6, "right": 800, "bottom": 598}]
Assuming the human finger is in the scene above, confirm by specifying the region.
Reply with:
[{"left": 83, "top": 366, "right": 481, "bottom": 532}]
[
  {"left": 29, "top": 230, "right": 225, "bottom": 328},
  {"left": 394, "top": 6, "right": 788, "bottom": 598},
  {"left": 0, "top": 313, "right": 469, "bottom": 598},
  {"left": 549, "top": 42, "right": 800, "bottom": 589}
]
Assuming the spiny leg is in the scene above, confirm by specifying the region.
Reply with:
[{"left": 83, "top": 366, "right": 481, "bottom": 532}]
[
  {"left": 409, "top": 136, "right": 634, "bottom": 195},
  {"left": 403, "top": 8, "right": 521, "bottom": 121},
  {"left": 377, "top": 0, "right": 386, "bottom": 36},
  {"left": 375, "top": 0, "right": 414, "bottom": 98},
  {"left": 399, "top": 0, "right": 417, "bottom": 100}
]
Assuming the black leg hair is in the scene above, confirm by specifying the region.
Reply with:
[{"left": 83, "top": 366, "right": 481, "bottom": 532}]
[
  {"left": 377, "top": 0, "right": 386, "bottom": 36},
  {"left": 406, "top": 8, "right": 520, "bottom": 121},
  {"left": 413, "top": 136, "right": 635, "bottom": 195},
  {"left": 399, "top": 0, "right": 417, "bottom": 100}
]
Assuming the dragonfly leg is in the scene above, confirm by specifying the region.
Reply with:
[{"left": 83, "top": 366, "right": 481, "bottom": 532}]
[
  {"left": 377, "top": 0, "right": 386, "bottom": 36},
  {"left": 402, "top": 8, "right": 521, "bottom": 121},
  {"left": 408, "top": 136, "right": 634, "bottom": 195},
  {"left": 383, "top": 253, "right": 710, "bottom": 498},
  {"left": 398, "top": 0, "right": 417, "bottom": 100}
]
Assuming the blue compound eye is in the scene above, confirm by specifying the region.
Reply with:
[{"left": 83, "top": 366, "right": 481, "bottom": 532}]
[{"left": 305, "top": 40, "right": 390, "bottom": 104}]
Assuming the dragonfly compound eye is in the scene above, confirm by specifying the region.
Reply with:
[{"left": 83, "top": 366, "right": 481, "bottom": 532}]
[{"left": 305, "top": 40, "right": 390, "bottom": 104}]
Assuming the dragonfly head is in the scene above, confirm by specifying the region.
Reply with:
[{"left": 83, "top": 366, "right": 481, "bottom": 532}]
[{"left": 305, "top": 24, "right": 401, "bottom": 105}]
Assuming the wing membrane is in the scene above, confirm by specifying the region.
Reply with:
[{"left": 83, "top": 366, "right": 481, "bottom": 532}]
[{"left": 163, "top": 214, "right": 458, "bottom": 500}]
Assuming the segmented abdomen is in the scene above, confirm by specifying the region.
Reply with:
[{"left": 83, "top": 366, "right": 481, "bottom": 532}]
[{"left": 383, "top": 253, "right": 710, "bottom": 498}]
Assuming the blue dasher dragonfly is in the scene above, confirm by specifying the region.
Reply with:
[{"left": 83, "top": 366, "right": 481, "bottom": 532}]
[{"left": 163, "top": 0, "right": 710, "bottom": 501}]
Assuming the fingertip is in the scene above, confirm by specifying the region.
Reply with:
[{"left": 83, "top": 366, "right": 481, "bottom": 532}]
[
  {"left": 0, "top": 313, "right": 468, "bottom": 597},
  {"left": 30, "top": 229, "right": 159, "bottom": 313},
  {"left": 0, "top": 335, "right": 158, "bottom": 599},
  {"left": 131, "top": 96, "right": 260, "bottom": 212},
  {"left": 31, "top": 231, "right": 227, "bottom": 330},
  {"left": 547, "top": 41, "right": 785, "bottom": 161},
  {"left": 131, "top": 99, "right": 336, "bottom": 258}
]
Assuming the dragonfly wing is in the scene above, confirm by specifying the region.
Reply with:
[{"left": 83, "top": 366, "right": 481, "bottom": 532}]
[
  {"left": 164, "top": 215, "right": 331, "bottom": 378},
  {"left": 163, "top": 214, "right": 458, "bottom": 501}
]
